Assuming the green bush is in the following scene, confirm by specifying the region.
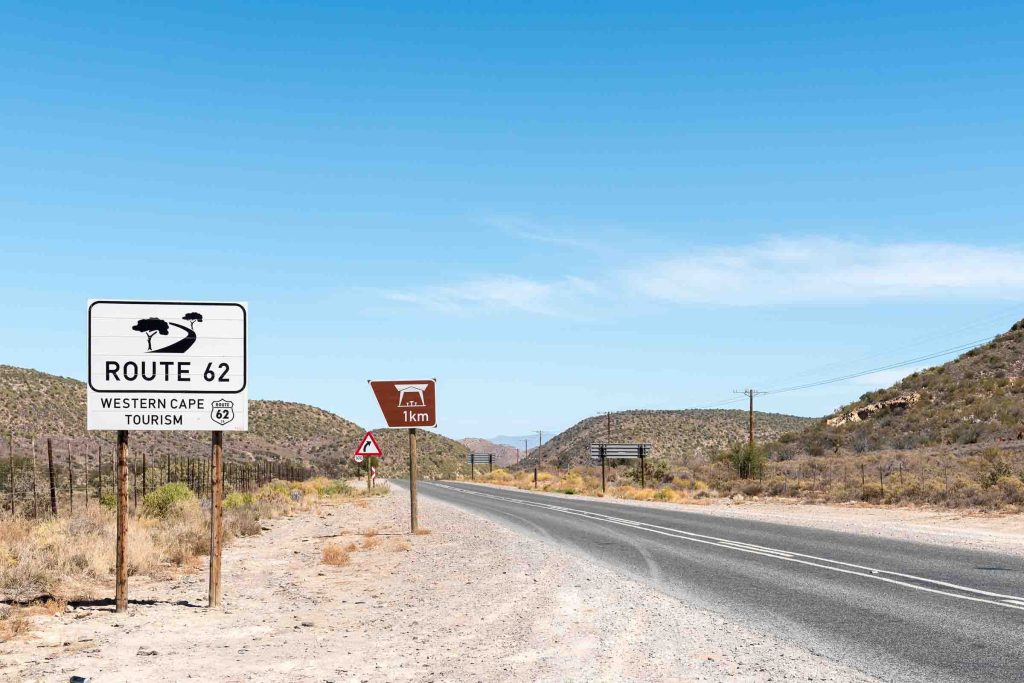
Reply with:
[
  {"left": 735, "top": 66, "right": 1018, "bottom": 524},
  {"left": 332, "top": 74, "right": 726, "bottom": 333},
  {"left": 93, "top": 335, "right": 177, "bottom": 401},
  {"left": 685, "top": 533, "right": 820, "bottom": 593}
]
[
  {"left": 317, "top": 480, "right": 355, "bottom": 497},
  {"left": 142, "top": 483, "right": 196, "bottom": 518},
  {"left": 99, "top": 493, "right": 117, "bottom": 510},
  {"left": 223, "top": 491, "right": 254, "bottom": 510},
  {"left": 715, "top": 443, "right": 767, "bottom": 479}
]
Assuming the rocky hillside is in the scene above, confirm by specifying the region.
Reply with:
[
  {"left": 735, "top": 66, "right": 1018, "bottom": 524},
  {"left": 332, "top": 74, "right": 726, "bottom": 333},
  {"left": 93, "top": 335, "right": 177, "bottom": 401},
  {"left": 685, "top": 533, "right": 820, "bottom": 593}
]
[
  {"left": 0, "top": 365, "right": 467, "bottom": 478},
  {"left": 522, "top": 409, "right": 815, "bottom": 469},
  {"left": 459, "top": 438, "right": 521, "bottom": 467},
  {"left": 778, "top": 320, "right": 1024, "bottom": 456}
]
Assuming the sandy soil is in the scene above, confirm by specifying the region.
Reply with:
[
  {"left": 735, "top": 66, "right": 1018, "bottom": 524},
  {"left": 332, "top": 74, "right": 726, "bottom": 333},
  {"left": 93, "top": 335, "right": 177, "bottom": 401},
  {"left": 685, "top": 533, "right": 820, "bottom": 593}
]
[
  {"left": 2, "top": 487, "right": 875, "bottom": 682},
  {"left": 468, "top": 481, "right": 1024, "bottom": 557}
]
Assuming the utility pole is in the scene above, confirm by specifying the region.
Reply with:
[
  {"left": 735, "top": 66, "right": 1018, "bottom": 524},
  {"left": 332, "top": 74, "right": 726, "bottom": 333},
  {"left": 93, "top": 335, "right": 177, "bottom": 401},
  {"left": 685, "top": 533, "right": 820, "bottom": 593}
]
[{"left": 734, "top": 389, "right": 764, "bottom": 447}]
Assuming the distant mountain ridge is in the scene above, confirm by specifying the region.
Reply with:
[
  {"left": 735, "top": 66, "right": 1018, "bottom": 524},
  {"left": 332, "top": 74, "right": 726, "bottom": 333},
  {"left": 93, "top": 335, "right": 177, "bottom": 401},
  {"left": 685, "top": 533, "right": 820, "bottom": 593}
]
[
  {"left": 458, "top": 438, "right": 521, "bottom": 467},
  {"left": 0, "top": 364, "right": 468, "bottom": 479},
  {"left": 523, "top": 409, "right": 815, "bottom": 468}
]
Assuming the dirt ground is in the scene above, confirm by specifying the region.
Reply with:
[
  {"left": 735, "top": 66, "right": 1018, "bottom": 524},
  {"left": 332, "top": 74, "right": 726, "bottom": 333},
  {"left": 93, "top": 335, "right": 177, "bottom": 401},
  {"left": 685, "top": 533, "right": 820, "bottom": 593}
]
[
  {"left": 468, "top": 481, "right": 1024, "bottom": 557},
  {"left": 1, "top": 486, "right": 875, "bottom": 683}
]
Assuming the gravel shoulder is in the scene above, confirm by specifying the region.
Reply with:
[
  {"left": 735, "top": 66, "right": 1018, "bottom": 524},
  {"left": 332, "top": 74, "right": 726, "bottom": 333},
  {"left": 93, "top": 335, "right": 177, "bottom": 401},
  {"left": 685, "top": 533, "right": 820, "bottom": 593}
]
[
  {"left": 465, "top": 481, "right": 1024, "bottom": 557},
  {"left": 3, "top": 486, "right": 875, "bottom": 682}
]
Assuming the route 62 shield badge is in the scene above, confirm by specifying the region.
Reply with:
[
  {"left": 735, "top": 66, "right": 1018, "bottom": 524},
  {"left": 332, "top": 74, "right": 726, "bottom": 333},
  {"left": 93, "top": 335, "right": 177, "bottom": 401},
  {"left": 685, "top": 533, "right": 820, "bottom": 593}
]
[{"left": 211, "top": 399, "right": 235, "bottom": 426}]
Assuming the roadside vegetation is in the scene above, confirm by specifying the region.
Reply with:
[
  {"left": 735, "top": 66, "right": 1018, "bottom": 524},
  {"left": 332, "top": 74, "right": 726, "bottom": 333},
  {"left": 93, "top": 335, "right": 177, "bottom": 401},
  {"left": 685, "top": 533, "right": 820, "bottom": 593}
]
[
  {"left": 0, "top": 476, "right": 373, "bottom": 638},
  {"left": 477, "top": 441, "right": 1024, "bottom": 512}
]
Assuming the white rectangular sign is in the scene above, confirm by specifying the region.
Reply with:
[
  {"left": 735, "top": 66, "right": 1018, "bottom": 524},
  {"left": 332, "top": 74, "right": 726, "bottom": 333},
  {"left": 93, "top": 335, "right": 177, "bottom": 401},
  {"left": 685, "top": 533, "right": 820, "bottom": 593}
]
[{"left": 87, "top": 300, "right": 248, "bottom": 431}]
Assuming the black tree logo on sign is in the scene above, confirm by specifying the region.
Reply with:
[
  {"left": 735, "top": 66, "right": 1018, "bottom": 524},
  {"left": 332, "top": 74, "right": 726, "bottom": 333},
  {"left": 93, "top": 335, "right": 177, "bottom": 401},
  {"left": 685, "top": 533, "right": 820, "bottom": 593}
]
[
  {"left": 132, "top": 318, "right": 169, "bottom": 351},
  {"left": 183, "top": 311, "right": 203, "bottom": 329},
  {"left": 132, "top": 315, "right": 198, "bottom": 354}
]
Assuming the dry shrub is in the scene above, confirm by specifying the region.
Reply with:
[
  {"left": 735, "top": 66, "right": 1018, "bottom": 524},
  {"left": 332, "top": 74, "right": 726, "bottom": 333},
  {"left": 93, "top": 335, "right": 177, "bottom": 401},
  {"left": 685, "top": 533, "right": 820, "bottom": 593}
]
[
  {"left": 361, "top": 536, "right": 381, "bottom": 551},
  {"left": 322, "top": 543, "right": 350, "bottom": 566},
  {"left": 389, "top": 539, "right": 412, "bottom": 552},
  {"left": 362, "top": 528, "right": 378, "bottom": 538}
]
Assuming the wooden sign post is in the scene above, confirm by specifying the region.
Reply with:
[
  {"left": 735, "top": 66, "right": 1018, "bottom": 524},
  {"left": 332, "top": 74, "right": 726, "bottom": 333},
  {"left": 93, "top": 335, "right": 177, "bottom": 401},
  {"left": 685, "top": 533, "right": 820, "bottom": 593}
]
[
  {"left": 409, "top": 428, "right": 418, "bottom": 533},
  {"left": 115, "top": 430, "right": 128, "bottom": 612},
  {"left": 87, "top": 299, "right": 248, "bottom": 613},
  {"left": 368, "top": 380, "right": 435, "bottom": 535},
  {"left": 209, "top": 431, "right": 224, "bottom": 608}
]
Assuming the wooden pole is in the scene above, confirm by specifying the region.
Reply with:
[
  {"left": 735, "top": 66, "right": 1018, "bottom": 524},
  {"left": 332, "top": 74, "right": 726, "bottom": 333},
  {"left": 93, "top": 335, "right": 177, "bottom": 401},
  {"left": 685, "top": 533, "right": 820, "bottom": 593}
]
[
  {"left": 641, "top": 455, "right": 646, "bottom": 488},
  {"left": 97, "top": 445, "right": 102, "bottom": 500},
  {"left": 132, "top": 453, "right": 139, "bottom": 510},
  {"left": 85, "top": 447, "right": 89, "bottom": 510},
  {"left": 116, "top": 431, "right": 129, "bottom": 612},
  {"left": 366, "top": 456, "right": 371, "bottom": 492},
  {"left": 601, "top": 453, "right": 606, "bottom": 493},
  {"left": 47, "top": 439, "right": 57, "bottom": 515},
  {"left": 209, "top": 431, "right": 224, "bottom": 608},
  {"left": 142, "top": 452, "right": 148, "bottom": 499},
  {"left": 409, "top": 428, "right": 418, "bottom": 533},
  {"left": 8, "top": 432, "right": 14, "bottom": 516},
  {"left": 67, "top": 441, "right": 74, "bottom": 515},
  {"left": 31, "top": 437, "right": 38, "bottom": 518}
]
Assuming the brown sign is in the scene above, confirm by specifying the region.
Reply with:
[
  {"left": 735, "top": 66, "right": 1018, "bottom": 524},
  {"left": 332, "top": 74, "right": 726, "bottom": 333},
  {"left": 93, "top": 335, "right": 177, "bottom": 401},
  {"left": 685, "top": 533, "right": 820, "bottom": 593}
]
[{"left": 369, "top": 379, "right": 436, "bottom": 427}]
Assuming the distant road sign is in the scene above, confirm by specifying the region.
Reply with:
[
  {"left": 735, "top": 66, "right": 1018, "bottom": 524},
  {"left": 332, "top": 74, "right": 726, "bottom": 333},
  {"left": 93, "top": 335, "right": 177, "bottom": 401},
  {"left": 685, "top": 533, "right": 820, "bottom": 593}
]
[
  {"left": 87, "top": 300, "right": 248, "bottom": 431},
  {"left": 589, "top": 443, "right": 652, "bottom": 460},
  {"left": 467, "top": 453, "right": 494, "bottom": 465},
  {"left": 369, "top": 379, "right": 436, "bottom": 427},
  {"left": 355, "top": 431, "right": 382, "bottom": 457},
  {"left": 353, "top": 454, "right": 364, "bottom": 463}
]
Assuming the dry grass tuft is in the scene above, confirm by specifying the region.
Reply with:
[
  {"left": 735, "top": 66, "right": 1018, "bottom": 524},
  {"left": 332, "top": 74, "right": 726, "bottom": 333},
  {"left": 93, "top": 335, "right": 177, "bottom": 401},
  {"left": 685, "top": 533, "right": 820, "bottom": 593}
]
[
  {"left": 321, "top": 543, "right": 350, "bottom": 566},
  {"left": 361, "top": 536, "right": 381, "bottom": 551},
  {"left": 413, "top": 528, "right": 432, "bottom": 535}
]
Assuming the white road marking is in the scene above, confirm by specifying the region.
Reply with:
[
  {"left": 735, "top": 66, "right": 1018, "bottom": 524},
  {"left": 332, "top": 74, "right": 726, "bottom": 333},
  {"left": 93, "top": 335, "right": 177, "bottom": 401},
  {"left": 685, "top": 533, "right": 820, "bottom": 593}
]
[{"left": 429, "top": 483, "right": 1024, "bottom": 613}]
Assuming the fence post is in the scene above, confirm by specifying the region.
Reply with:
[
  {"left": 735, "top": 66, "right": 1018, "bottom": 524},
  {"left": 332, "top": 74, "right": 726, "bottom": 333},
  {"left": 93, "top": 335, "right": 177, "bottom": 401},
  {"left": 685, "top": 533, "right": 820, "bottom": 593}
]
[
  {"left": 8, "top": 432, "right": 14, "bottom": 516},
  {"left": 47, "top": 439, "right": 57, "bottom": 516},
  {"left": 142, "top": 452, "right": 147, "bottom": 499},
  {"left": 97, "top": 445, "right": 102, "bottom": 501},
  {"left": 31, "top": 437, "right": 38, "bottom": 518},
  {"left": 67, "top": 442, "right": 75, "bottom": 515}
]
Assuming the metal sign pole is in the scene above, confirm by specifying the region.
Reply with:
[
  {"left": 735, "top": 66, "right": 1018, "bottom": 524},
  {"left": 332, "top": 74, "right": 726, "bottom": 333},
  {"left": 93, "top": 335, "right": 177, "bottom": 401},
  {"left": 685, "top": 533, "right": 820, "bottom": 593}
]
[{"left": 601, "top": 452, "right": 606, "bottom": 493}]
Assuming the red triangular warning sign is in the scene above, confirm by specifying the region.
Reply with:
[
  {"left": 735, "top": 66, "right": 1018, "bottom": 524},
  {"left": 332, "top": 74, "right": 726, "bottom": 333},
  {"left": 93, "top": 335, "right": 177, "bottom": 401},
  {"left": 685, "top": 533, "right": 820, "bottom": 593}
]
[{"left": 354, "top": 431, "right": 382, "bottom": 457}]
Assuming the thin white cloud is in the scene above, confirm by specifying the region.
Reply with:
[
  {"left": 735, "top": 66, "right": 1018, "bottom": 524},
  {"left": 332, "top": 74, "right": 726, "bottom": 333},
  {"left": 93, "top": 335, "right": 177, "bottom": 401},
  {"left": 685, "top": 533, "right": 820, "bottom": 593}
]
[
  {"left": 381, "top": 275, "right": 598, "bottom": 316},
  {"left": 625, "top": 238, "right": 1024, "bottom": 305},
  {"left": 380, "top": 237, "right": 1024, "bottom": 316},
  {"left": 482, "top": 215, "right": 608, "bottom": 254}
]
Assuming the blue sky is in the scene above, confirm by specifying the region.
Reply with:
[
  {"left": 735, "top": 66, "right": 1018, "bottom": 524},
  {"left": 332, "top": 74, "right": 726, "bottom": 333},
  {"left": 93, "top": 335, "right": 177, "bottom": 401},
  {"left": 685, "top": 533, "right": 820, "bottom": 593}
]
[{"left": 2, "top": 2, "right": 1023, "bottom": 439}]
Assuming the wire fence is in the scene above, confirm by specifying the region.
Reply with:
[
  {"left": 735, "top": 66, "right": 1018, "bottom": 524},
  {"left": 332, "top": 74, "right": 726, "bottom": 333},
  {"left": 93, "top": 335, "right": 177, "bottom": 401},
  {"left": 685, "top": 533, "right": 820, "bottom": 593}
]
[{"left": 1, "top": 434, "right": 319, "bottom": 518}]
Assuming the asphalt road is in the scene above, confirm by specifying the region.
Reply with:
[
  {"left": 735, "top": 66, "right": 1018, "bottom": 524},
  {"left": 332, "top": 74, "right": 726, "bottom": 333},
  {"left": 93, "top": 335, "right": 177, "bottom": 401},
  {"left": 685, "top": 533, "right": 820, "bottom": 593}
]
[{"left": 412, "top": 481, "right": 1024, "bottom": 683}]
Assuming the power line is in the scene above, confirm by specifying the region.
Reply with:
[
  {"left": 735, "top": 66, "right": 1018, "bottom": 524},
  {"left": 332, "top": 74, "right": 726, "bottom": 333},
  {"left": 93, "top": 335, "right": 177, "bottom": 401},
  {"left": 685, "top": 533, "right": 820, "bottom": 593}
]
[{"left": 760, "top": 335, "right": 996, "bottom": 396}]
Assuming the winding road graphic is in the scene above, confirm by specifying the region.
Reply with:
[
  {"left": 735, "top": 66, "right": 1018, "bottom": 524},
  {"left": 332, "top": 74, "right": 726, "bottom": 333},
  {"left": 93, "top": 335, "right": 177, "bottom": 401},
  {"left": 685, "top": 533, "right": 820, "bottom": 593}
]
[{"left": 152, "top": 322, "right": 197, "bottom": 353}]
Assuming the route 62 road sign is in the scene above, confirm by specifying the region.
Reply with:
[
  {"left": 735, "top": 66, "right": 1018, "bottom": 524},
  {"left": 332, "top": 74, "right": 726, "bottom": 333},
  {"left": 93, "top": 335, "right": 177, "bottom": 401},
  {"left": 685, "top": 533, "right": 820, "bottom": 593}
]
[{"left": 87, "top": 300, "right": 248, "bottom": 431}]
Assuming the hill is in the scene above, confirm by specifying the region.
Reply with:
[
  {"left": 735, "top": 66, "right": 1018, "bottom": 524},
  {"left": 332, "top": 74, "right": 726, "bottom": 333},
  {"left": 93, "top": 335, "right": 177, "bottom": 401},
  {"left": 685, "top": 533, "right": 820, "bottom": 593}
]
[
  {"left": 0, "top": 365, "right": 467, "bottom": 478},
  {"left": 369, "top": 429, "right": 471, "bottom": 479},
  {"left": 780, "top": 320, "right": 1024, "bottom": 456},
  {"left": 459, "top": 438, "right": 521, "bottom": 467},
  {"left": 522, "top": 409, "right": 815, "bottom": 469}
]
